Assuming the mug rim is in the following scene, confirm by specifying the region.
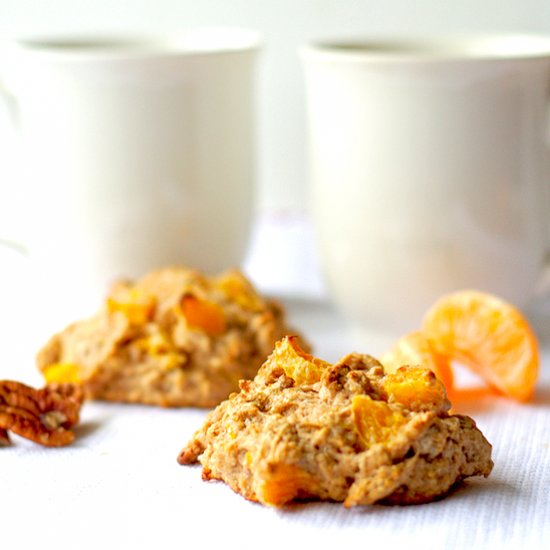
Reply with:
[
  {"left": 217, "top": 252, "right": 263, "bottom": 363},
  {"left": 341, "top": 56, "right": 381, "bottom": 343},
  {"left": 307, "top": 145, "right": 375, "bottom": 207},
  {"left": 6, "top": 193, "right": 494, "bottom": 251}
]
[
  {"left": 301, "top": 33, "right": 550, "bottom": 63},
  {"left": 3, "top": 27, "right": 262, "bottom": 60}
]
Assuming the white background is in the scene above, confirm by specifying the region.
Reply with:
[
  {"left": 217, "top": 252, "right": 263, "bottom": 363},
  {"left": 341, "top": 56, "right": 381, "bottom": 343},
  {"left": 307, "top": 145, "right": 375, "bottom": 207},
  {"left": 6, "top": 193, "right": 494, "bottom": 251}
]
[{"left": 2, "top": 0, "right": 550, "bottom": 213}]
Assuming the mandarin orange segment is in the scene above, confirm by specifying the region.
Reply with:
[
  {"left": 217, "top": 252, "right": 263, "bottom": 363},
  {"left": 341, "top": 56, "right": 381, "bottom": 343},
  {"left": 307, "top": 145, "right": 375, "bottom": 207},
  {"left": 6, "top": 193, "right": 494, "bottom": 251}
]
[
  {"left": 352, "top": 394, "right": 408, "bottom": 448},
  {"left": 451, "top": 387, "right": 497, "bottom": 403},
  {"left": 134, "top": 331, "right": 183, "bottom": 370},
  {"left": 42, "top": 362, "right": 82, "bottom": 384},
  {"left": 181, "top": 294, "right": 226, "bottom": 335},
  {"left": 215, "top": 270, "right": 264, "bottom": 311},
  {"left": 381, "top": 330, "right": 454, "bottom": 392},
  {"left": 422, "top": 290, "right": 539, "bottom": 402},
  {"left": 107, "top": 289, "right": 156, "bottom": 325},
  {"left": 273, "top": 336, "right": 330, "bottom": 385},
  {"left": 383, "top": 365, "right": 450, "bottom": 413},
  {"left": 257, "top": 463, "right": 314, "bottom": 507}
]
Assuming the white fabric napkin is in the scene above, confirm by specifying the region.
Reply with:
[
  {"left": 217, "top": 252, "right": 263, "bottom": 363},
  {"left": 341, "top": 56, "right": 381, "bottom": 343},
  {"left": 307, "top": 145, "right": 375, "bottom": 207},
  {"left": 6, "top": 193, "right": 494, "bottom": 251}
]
[{"left": 2, "top": 217, "right": 549, "bottom": 550}]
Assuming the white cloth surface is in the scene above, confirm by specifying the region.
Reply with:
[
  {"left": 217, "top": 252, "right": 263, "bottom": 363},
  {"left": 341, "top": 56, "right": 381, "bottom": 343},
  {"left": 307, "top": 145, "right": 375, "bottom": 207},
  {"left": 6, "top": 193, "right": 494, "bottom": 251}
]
[{"left": 1, "top": 214, "right": 549, "bottom": 550}]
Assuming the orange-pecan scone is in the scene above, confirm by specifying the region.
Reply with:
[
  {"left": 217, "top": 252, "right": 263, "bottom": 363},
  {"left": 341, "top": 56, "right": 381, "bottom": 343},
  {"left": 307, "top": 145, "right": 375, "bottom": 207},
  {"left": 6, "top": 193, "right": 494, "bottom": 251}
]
[
  {"left": 178, "top": 336, "right": 493, "bottom": 507},
  {"left": 37, "top": 267, "right": 306, "bottom": 407}
]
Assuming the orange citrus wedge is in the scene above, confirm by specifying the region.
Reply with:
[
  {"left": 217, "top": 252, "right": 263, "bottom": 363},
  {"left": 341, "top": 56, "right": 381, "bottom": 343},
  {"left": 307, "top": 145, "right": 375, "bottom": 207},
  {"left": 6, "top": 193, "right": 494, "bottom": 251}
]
[
  {"left": 351, "top": 394, "right": 408, "bottom": 448},
  {"left": 42, "top": 362, "right": 81, "bottom": 384},
  {"left": 181, "top": 294, "right": 226, "bottom": 335},
  {"left": 381, "top": 330, "right": 454, "bottom": 392},
  {"left": 257, "top": 463, "right": 315, "bottom": 507},
  {"left": 422, "top": 290, "right": 539, "bottom": 402},
  {"left": 106, "top": 288, "right": 156, "bottom": 325},
  {"left": 215, "top": 270, "right": 264, "bottom": 311},
  {"left": 383, "top": 365, "right": 450, "bottom": 413},
  {"left": 273, "top": 335, "right": 330, "bottom": 385}
]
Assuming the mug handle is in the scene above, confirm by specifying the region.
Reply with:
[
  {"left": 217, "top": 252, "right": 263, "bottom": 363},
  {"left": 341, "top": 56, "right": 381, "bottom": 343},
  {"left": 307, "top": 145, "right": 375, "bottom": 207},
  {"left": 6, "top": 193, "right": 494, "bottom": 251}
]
[{"left": 0, "top": 78, "right": 27, "bottom": 256}]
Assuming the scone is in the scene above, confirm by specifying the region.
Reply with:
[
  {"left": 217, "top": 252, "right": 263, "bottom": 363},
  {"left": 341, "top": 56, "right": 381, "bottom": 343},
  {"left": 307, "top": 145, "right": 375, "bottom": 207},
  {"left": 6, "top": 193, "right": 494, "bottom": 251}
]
[
  {"left": 37, "top": 267, "right": 305, "bottom": 407},
  {"left": 178, "top": 336, "right": 493, "bottom": 507}
]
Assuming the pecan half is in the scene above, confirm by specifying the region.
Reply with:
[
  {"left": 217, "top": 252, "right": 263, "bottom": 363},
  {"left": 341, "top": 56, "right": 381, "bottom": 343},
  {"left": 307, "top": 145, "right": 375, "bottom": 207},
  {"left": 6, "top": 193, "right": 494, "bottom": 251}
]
[
  {"left": 0, "top": 427, "right": 10, "bottom": 447},
  {"left": 0, "top": 380, "right": 84, "bottom": 447}
]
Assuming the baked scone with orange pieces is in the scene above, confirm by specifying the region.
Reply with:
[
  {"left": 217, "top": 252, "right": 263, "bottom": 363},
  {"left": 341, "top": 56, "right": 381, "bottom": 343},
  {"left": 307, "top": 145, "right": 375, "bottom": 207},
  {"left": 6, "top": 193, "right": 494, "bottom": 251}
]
[
  {"left": 178, "top": 336, "right": 493, "bottom": 507},
  {"left": 37, "top": 267, "right": 307, "bottom": 407}
]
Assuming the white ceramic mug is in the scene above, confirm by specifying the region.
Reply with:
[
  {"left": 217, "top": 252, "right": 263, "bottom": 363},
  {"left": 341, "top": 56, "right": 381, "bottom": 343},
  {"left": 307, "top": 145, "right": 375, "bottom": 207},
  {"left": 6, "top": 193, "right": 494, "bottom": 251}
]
[
  {"left": 302, "top": 34, "right": 550, "bottom": 345},
  {"left": 0, "top": 28, "right": 260, "bottom": 309}
]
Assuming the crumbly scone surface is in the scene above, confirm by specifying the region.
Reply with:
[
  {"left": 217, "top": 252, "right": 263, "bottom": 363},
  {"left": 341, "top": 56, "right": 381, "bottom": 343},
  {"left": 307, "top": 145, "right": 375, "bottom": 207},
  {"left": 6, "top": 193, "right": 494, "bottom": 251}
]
[
  {"left": 179, "top": 338, "right": 493, "bottom": 506},
  {"left": 37, "top": 267, "right": 302, "bottom": 407}
]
